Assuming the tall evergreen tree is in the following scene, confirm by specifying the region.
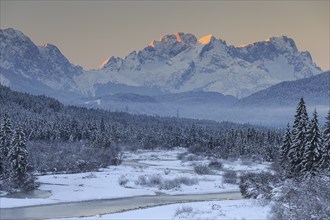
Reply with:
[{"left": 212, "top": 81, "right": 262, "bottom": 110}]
[
  {"left": 288, "top": 97, "right": 309, "bottom": 178},
  {"left": 0, "top": 113, "right": 13, "bottom": 179},
  {"left": 280, "top": 123, "right": 292, "bottom": 178},
  {"left": 186, "top": 124, "right": 197, "bottom": 147},
  {"left": 321, "top": 110, "right": 330, "bottom": 171},
  {"left": 8, "top": 125, "right": 29, "bottom": 189},
  {"left": 301, "top": 110, "right": 323, "bottom": 177},
  {"left": 100, "top": 117, "right": 106, "bottom": 134}
]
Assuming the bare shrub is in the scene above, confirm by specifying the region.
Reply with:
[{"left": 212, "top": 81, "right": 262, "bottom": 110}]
[
  {"left": 239, "top": 171, "right": 279, "bottom": 199},
  {"left": 135, "top": 174, "right": 198, "bottom": 190},
  {"left": 164, "top": 168, "right": 170, "bottom": 175},
  {"left": 135, "top": 174, "right": 162, "bottom": 187},
  {"left": 208, "top": 160, "right": 223, "bottom": 170},
  {"left": 175, "top": 176, "right": 199, "bottom": 186},
  {"left": 135, "top": 175, "right": 147, "bottom": 185},
  {"left": 185, "top": 154, "right": 201, "bottom": 161},
  {"left": 223, "top": 170, "right": 237, "bottom": 184},
  {"left": 177, "top": 152, "right": 187, "bottom": 160},
  {"left": 159, "top": 177, "right": 198, "bottom": 190},
  {"left": 270, "top": 177, "right": 330, "bottom": 220},
  {"left": 160, "top": 179, "right": 180, "bottom": 190},
  {"left": 148, "top": 174, "right": 163, "bottom": 186},
  {"left": 174, "top": 205, "right": 193, "bottom": 217},
  {"left": 118, "top": 175, "right": 129, "bottom": 186},
  {"left": 194, "top": 164, "right": 212, "bottom": 175}
]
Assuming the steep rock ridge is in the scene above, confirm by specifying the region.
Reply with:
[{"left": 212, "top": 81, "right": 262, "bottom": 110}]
[{"left": 0, "top": 28, "right": 83, "bottom": 93}]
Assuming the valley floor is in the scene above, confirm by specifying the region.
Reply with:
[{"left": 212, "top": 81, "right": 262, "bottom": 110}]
[{"left": 1, "top": 148, "right": 271, "bottom": 219}]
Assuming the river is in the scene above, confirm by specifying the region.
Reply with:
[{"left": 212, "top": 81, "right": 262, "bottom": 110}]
[{"left": 1, "top": 191, "right": 242, "bottom": 220}]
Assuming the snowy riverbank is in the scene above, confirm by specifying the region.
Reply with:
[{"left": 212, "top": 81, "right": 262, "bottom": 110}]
[{"left": 1, "top": 148, "right": 271, "bottom": 219}]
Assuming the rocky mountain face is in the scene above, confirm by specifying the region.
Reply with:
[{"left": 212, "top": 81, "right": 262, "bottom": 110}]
[{"left": 0, "top": 28, "right": 83, "bottom": 98}]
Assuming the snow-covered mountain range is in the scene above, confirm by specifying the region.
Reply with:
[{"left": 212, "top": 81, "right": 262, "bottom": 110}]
[
  {"left": 1, "top": 28, "right": 322, "bottom": 100},
  {"left": 76, "top": 32, "right": 322, "bottom": 98},
  {"left": 1, "top": 28, "right": 328, "bottom": 125}
]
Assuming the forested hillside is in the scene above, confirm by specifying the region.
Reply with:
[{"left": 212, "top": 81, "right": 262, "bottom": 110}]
[
  {"left": 238, "top": 71, "right": 329, "bottom": 107},
  {"left": 0, "top": 85, "right": 283, "bottom": 174}
]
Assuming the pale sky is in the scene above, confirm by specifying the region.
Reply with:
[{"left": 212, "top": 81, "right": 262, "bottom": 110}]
[{"left": 1, "top": 0, "right": 329, "bottom": 70}]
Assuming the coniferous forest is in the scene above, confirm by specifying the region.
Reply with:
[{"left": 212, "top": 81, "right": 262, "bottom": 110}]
[
  {"left": 239, "top": 97, "right": 330, "bottom": 219},
  {"left": 269, "top": 98, "right": 330, "bottom": 219},
  {"left": 1, "top": 85, "right": 330, "bottom": 219},
  {"left": 0, "top": 84, "right": 282, "bottom": 191}
]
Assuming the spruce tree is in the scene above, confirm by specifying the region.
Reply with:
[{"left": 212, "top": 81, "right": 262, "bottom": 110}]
[
  {"left": 321, "top": 110, "right": 330, "bottom": 171},
  {"left": 0, "top": 113, "right": 13, "bottom": 179},
  {"left": 280, "top": 124, "right": 291, "bottom": 178},
  {"left": 288, "top": 97, "right": 309, "bottom": 178},
  {"left": 100, "top": 117, "right": 106, "bottom": 134},
  {"left": 8, "top": 125, "right": 29, "bottom": 190},
  {"left": 301, "top": 110, "right": 323, "bottom": 177}
]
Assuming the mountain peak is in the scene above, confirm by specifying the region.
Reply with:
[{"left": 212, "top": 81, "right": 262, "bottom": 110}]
[
  {"left": 149, "top": 32, "right": 197, "bottom": 48},
  {"left": 236, "top": 36, "right": 297, "bottom": 51},
  {"left": 38, "top": 43, "right": 67, "bottom": 60},
  {"left": 38, "top": 43, "right": 63, "bottom": 54},
  {"left": 1, "top": 28, "right": 26, "bottom": 38},
  {"left": 100, "top": 57, "right": 111, "bottom": 68},
  {"left": 174, "top": 32, "right": 183, "bottom": 42},
  {"left": 198, "top": 34, "right": 216, "bottom": 45},
  {"left": 267, "top": 36, "right": 297, "bottom": 50},
  {"left": 0, "top": 28, "right": 36, "bottom": 50},
  {"left": 99, "top": 56, "right": 122, "bottom": 70}
]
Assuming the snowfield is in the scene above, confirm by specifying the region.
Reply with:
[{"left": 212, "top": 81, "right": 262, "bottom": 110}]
[{"left": 1, "top": 148, "right": 271, "bottom": 219}]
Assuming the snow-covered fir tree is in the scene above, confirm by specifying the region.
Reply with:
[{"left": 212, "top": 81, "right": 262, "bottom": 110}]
[
  {"left": 321, "top": 110, "right": 330, "bottom": 171},
  {"left": 0, "top": 113, "right": 13, "bottom": 179},
  {"left": 279, "top": 123, "right": 291, "bottom": 178},
  {"left": 7, "top": 125, "right": 31, "bottom": 190},
  {"left": 288, "top": 97, "right": 309, "bottom": 178},
  {"left": 301, "top": 110, "right": 323, "bottom": 177}
]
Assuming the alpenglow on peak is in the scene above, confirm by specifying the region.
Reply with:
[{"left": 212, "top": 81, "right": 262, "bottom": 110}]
[
  {"left": 198, "top": 34, "right": 216, "bottom": 45},
  {"left": 149, "top": 32, "right": 197, "bottom": 48}
]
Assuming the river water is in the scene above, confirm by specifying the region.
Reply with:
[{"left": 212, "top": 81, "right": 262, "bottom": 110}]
[{"left": 1, "top": 192, "right": 242, "bottom": 220}]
